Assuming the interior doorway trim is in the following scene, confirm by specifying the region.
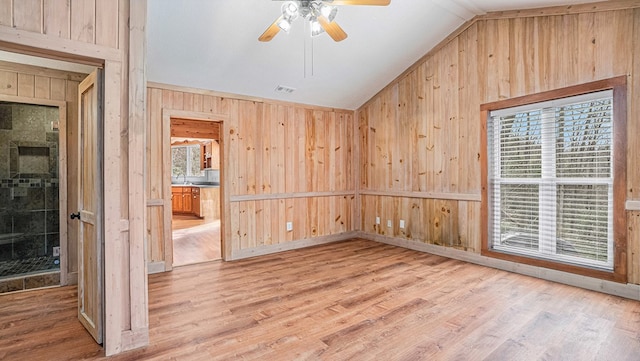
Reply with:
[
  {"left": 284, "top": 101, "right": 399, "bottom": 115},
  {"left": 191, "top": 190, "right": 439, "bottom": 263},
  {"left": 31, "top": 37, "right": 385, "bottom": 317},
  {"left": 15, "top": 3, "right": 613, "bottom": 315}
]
[
  {"left": 157, "top": 109, "right": 230, "bottom": 272},
  {"left": 0, "top": 94, "right": 69, "bottom": 285}
]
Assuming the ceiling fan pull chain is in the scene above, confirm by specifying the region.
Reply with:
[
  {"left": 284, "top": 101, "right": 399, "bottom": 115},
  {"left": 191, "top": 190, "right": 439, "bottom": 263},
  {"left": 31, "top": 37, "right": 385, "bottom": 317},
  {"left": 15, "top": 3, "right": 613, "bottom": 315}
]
[
  {"left": 303, "top": 20, "right": 308, "bottom": 78},
  {"left": 303, "top": 19, "right": 315, "bottom": 78},
  {"left": 311, "top": 35, "right": 315, "bottom": 77}
]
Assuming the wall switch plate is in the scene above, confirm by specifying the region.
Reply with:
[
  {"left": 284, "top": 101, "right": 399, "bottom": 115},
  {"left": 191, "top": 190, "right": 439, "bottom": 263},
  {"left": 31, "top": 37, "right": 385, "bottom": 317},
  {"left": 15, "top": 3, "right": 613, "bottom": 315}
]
[
  {"left": 375, "top": 216, "right": 380, "bottom": 225},
  {"left": 286, "top": 222, "right": 293, "bottom": 232},
  {"left": 53, "top": 246, "right": 60, "bottom": 257},
  {"left": 399, "top": 220, "right": 405, "bottom": 229},
  {"left": 387, "top": 220, "right": 392, "bottom": 228}
]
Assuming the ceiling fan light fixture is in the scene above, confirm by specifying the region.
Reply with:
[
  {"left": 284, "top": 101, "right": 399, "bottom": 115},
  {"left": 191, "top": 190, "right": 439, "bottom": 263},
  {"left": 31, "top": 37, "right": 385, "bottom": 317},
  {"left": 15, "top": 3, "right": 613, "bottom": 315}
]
[
  {"left": 281, "top": 1, "right": 299, "bottom": 18},
  {"left": 260, "top": 0, "right": 389, "bottom": 42},
  {"left": 277, "top": 17, "right": 292, "bottom": 32},
  {"left": 320, "top": 5, "right": 338, "bottom": 22},
  {"left": 277, "top": 1, "right": 299, "bottom": 32},
  {"left": 310, "top": 18, "right": 324, "bottom": 36}
]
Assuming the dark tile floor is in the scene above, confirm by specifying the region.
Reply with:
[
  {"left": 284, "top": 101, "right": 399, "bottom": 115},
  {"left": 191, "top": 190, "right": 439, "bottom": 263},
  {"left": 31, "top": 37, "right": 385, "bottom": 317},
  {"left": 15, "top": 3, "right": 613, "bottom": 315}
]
[{"left": 0, "top": 256, "right": 59, "bottom": 278}]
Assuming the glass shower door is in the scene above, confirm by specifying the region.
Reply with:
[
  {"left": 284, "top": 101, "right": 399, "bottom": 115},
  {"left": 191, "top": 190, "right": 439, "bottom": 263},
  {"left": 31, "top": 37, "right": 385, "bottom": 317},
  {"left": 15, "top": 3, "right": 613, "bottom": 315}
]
[{"left": 0, "top": 102, "right": 61, "bottom": 287}]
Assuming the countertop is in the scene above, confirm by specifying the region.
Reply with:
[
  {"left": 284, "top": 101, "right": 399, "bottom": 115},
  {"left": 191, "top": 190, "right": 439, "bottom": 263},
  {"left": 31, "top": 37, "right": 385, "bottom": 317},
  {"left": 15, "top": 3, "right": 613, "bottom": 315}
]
[{"left": 171, "top": 183, "right": 219, "bottom": 188}]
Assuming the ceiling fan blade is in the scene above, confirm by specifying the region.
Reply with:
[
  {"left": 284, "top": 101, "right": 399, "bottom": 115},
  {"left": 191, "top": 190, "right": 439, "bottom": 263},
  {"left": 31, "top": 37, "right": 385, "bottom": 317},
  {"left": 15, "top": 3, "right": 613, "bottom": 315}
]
[
  {"left": 318, "top": 16, "right": 348, "bottom": 42},
  {"left": 258, "top": 16, "right": 282, "bottom": 42},
  {"left": 325, "top": 0, "right": 391, "bottom": 5}
]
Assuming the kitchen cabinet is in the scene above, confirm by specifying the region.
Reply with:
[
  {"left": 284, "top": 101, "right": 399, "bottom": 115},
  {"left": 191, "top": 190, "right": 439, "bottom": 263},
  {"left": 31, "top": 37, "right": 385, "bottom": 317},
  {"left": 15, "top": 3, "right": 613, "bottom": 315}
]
[
  {"left": 172, "top": 185, "right": 219, "bottom": 219},
  {"left": 200, "top": 140, "right": 220, "bottom": 170},
  {"left": 200, "top": 143, "right": 207, "bottom": 170},
  {"left": 192, "top": 187, "right": 201, "bottom": 217},
  {"left": 172, "top": 186, "right": 199, "bottom": 216},
  {"left": 182, "top": 189, "right": 193, "bottom": 213},
  {"left": 201, "top": 142, "right": 214, "bottom": 170},
  {"left": 171, "top": 187, "right": 184, "bottom": 212}
]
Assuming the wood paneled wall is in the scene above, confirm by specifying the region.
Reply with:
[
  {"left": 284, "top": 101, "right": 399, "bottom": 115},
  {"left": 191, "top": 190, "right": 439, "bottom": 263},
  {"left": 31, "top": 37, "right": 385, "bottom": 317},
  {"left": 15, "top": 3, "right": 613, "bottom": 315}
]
[
  {"left": 230, "top": 102, "right": 356, "bottom": 256},
  {"left": 0, "top": 0, "right": 120, "bottom": 48},
  {"left": 360, "top": 195, "right": 481, "bottom": 252},
  {"left": 146, "top": 84, "right": 356, "bottom": 266},
  {"left": 357, "top": 7, "right": 640, "bottom": 282},
  {"left": 0, "top": 60, "right": 84, "bottom": 282}
]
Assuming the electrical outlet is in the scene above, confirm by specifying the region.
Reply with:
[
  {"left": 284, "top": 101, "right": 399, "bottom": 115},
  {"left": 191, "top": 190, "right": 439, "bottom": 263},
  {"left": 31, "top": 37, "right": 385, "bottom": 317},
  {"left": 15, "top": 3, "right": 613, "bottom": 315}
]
[
  {"left": 286, "top": 222, "right": 293, "bottom": 232},
  {"left": 53, "top": 246, "right": 60, "bottom": 257},
  {"left": 399, "top": 220, "right": 405, "bottom": 229},
  {"left": 387, "top": 220, "right": 392, "bottom": 228},
  {"left": 375, "top": 216, "right": 380, "bottom": 225}
]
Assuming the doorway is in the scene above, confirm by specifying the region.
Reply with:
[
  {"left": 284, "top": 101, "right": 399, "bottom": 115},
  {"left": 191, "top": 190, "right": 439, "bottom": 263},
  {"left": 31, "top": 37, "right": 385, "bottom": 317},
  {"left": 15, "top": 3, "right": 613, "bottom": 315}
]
[
  {"left": 170, "top": 118, "right": 222, "bottom": 266},
  {"left": 0, "top": 52, "right": 94, "bottom": 297},
  {"left": 0, "top": 99, "right": 67, "bottom": 292},
  {"left": 0, "top": 52, "right": 105, "bottom": 345}
]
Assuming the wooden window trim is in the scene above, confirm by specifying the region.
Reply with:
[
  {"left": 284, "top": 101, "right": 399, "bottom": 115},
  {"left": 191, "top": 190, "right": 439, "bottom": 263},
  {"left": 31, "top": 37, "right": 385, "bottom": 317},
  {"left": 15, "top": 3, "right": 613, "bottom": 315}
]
[{"left": 480, "top": 76, "right": 628, "bottom": 283}]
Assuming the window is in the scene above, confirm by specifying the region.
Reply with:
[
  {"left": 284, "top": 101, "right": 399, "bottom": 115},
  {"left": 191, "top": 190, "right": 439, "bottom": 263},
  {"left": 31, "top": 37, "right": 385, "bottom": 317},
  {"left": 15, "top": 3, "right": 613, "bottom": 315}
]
[
  {"left": 481, "top": 78, "right": 627, "bottom": 282},
  {"left": 171, "top": 145, "right": 203, "bottom": 177}
]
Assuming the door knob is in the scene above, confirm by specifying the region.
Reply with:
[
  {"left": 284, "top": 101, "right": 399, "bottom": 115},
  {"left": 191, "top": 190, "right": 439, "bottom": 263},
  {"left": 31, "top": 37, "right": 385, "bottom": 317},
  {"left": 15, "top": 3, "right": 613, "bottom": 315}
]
[{"left": 70, "top": 212, "right": 81, "bottom": 220}]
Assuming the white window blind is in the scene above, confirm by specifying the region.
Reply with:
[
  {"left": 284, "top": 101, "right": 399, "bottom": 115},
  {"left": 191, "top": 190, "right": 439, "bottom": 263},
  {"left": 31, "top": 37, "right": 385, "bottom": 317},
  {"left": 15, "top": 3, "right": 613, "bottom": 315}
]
[{"left": 488, "top": 90, "right": 614, "bottom": 270}]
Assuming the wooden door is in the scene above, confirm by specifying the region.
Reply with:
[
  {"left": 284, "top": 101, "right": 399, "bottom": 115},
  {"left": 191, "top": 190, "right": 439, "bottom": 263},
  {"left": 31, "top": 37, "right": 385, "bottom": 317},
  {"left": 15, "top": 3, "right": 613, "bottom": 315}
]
[
  {"left": 182, "top": 188, "right": 193, "bottom": 213},
  {"left": 192, "top": 188, "right": 201, "bottom": 218},
  {"left": 76, "top": 69, "right": 104, "bottom": 344},
  {"left": 172, "top": 188, "right": 183, "bottom": 212}
]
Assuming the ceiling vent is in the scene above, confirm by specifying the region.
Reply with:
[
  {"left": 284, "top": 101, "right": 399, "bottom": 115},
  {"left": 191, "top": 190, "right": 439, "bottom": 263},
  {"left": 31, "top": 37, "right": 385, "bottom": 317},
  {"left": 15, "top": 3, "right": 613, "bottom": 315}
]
[{"left": 274, "top": 85, "right": 296, "bottom": 94}]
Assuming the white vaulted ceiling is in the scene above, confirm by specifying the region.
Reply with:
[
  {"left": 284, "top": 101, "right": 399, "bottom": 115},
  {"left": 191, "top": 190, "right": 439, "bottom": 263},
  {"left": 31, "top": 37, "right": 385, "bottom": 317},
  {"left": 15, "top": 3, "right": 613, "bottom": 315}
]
[{"left": 146, "top": 0, "right": 603, "bottom": 110}]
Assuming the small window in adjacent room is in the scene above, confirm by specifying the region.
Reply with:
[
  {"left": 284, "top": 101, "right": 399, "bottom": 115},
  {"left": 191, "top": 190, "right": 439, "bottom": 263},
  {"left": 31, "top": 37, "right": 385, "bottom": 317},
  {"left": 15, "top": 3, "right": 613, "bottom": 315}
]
[
  {"left": 481, "top": 77, "right": 627, "bottom": 282},
  {"left": 171, "top": 144, "right": 203, "bottom": 177}
]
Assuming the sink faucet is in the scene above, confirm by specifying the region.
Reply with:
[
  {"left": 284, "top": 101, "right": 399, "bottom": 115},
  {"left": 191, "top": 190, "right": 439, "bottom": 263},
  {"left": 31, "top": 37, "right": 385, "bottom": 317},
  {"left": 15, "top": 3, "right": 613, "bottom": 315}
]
[{"left": 182, "top": 173, "right": 187, "bottom": 184}]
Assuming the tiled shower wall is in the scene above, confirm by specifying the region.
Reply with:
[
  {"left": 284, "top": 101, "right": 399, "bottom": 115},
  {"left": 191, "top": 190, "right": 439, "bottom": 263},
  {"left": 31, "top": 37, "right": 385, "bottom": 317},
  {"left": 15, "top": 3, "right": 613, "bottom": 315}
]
[{"left": 0, "top": 102, "right": 60, "bottom": 266}]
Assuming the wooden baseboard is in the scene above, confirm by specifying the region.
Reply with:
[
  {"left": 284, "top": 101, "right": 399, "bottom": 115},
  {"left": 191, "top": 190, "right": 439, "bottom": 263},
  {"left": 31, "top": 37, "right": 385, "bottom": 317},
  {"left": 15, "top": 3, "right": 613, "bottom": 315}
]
[
  {"left": 118, "top": 328, "right": 150, "bottom": 356},
  {"left": 147, "top": 261, "right": 166, "bottom": 275},
  {"left": 231, "top": 232, "right": 360, "bottom": 260},
  {"left": 146, "top": 232, "right": 358, "bottom": 271},
  {"left": 359, "top": 232, "right": 640, "bottom": 301}
]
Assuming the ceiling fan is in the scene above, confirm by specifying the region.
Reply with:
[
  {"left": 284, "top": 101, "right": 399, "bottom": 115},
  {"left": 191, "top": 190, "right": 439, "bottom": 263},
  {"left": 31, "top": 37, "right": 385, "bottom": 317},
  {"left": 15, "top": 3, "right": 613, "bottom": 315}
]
[{"left": 259, "top": 0, "right": 391, "bottom": 42}]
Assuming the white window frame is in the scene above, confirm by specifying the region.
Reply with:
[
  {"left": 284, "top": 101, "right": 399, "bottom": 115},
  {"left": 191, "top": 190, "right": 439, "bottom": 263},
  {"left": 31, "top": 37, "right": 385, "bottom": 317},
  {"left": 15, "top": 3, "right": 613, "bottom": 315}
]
[
  {"left": 171, "top": 144, "right": 203, "bottom": 177},
  {"left": 488, "top": 90, "right": 614, "bottom": 271}
]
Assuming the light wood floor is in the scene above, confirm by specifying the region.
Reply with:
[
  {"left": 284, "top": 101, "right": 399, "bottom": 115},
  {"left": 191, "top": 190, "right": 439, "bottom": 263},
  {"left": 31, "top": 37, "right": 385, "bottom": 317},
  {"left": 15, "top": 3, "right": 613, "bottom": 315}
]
[
  {"left": 1, "top": 239, "right": 640, "bottom": 360},
  {"left": 172, "top": 215, "right": 221, "bottom": 266}
]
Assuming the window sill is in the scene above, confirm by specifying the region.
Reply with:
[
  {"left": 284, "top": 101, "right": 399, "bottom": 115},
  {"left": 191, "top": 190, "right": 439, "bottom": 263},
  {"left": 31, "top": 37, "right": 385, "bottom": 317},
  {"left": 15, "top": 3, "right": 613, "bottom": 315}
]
[{"left": 481, "top": 247, "right": 626, "bottom": 283}]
